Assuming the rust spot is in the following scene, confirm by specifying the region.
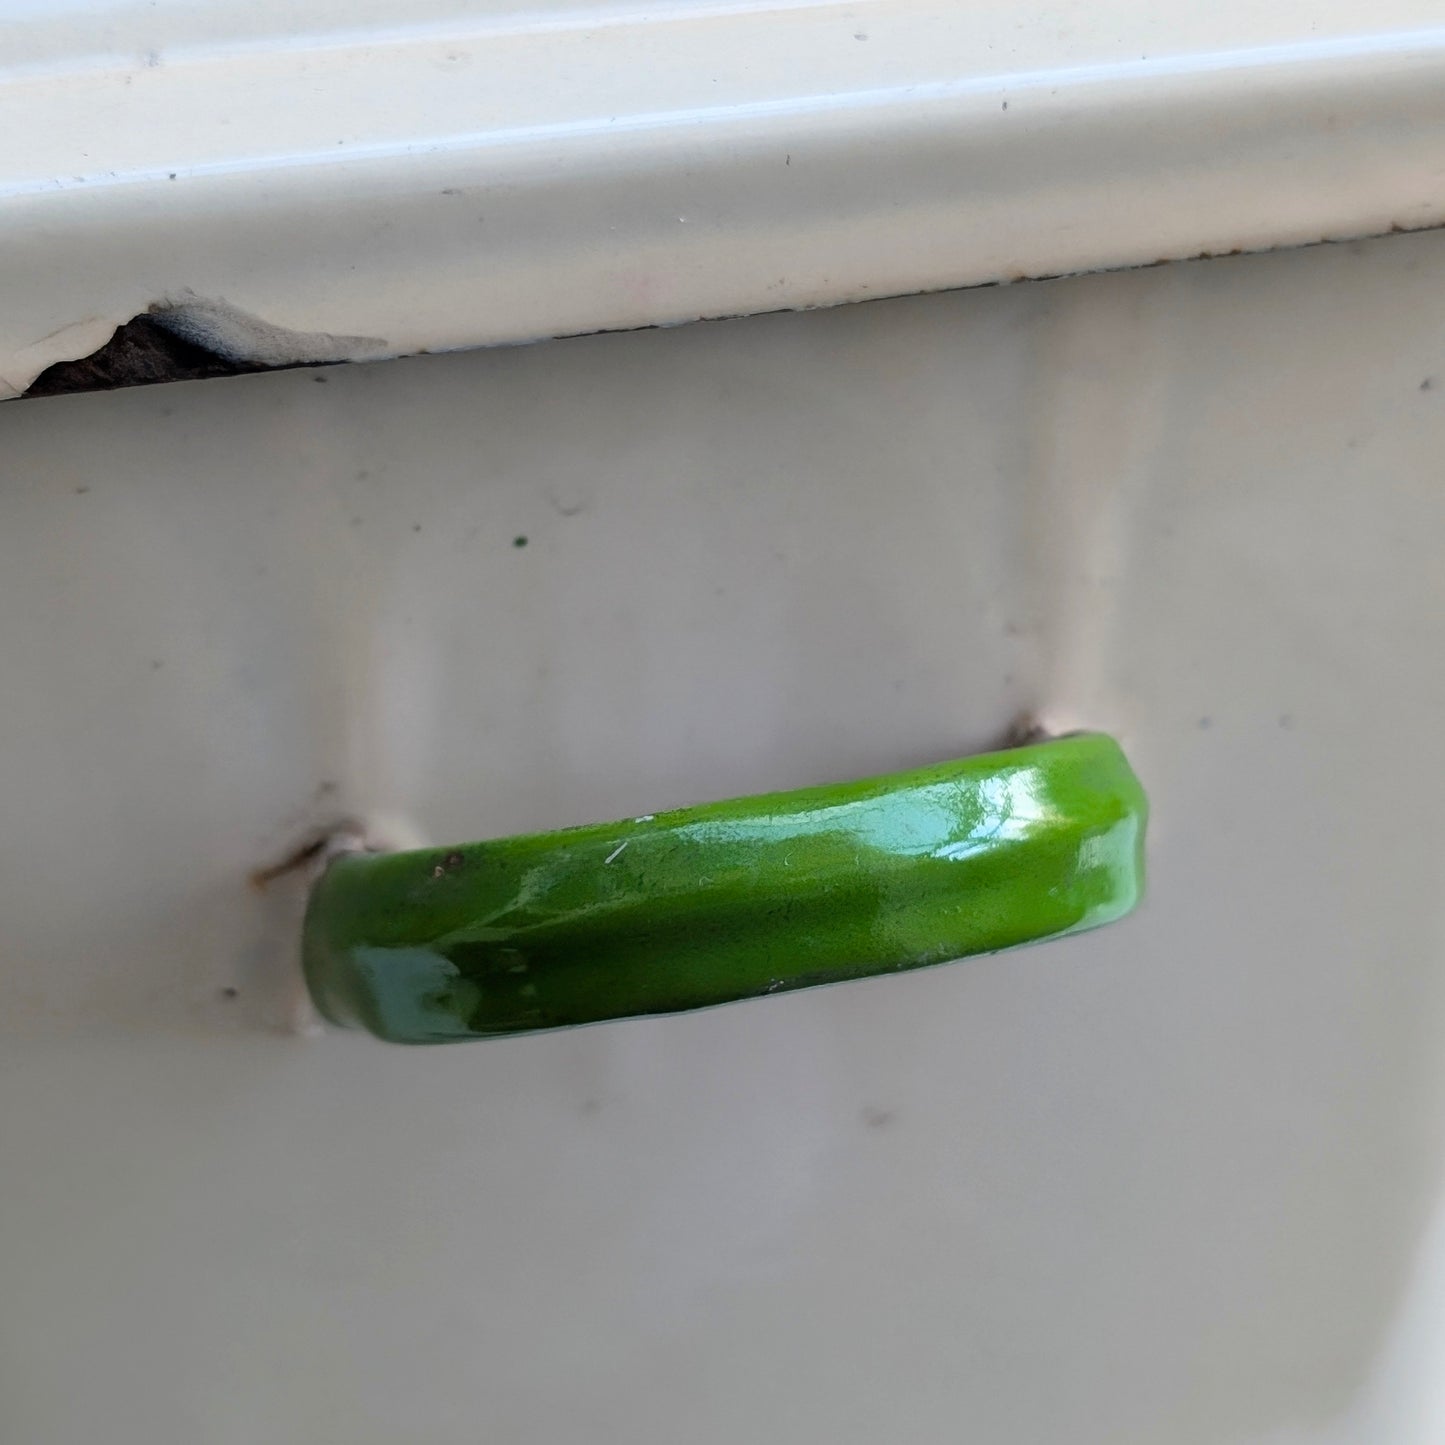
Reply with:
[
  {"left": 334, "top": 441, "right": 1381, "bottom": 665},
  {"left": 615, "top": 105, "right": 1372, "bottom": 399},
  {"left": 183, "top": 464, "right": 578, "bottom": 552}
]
[
  {"left": 250, "top": 835, "right": 329, "bottom": 889},
  {"left": 1000, "top": 713, "right": 1051, "bottom": 749},
  {"left": 432, "top": 850, "right": 466, "bottom": 879}
]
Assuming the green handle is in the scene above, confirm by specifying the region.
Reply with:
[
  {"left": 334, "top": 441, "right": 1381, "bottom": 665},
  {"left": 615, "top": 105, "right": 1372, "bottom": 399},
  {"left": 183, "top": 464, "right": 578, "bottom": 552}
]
[{"left": 303, "top": 733, "right": 1146, "bottom": 1043}]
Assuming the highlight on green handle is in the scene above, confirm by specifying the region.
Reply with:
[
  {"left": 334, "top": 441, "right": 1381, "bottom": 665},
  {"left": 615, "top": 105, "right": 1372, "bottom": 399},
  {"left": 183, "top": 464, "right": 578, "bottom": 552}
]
[{"left": 303, "top": 732, "right": 1147, "bottom": 1043}]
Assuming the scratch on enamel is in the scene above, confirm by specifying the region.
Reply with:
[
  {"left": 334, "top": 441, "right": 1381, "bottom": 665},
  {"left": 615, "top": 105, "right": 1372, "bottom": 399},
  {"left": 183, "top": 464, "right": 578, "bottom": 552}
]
[{"left": 604, "top": 841, "right": 629, "bottom": 865}]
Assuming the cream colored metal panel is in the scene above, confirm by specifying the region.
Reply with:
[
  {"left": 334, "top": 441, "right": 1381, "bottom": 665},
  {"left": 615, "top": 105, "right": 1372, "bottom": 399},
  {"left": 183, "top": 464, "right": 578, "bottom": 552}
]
[{"left": 3, "top": 229, "right": 1445, "bottom": 1442}]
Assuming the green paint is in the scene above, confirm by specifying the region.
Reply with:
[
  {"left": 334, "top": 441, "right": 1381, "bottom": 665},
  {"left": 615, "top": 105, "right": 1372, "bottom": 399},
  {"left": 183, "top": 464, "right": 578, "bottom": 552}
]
[{"left": 303, "top": 732, "right": 1147, "bottom": 1043}]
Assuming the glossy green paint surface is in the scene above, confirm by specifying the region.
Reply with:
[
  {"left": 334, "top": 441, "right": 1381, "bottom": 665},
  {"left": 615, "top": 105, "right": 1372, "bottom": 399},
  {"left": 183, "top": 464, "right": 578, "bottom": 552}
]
[{"left": 303, "top": 733, "right": 1147, "bottom": 1043}]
